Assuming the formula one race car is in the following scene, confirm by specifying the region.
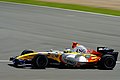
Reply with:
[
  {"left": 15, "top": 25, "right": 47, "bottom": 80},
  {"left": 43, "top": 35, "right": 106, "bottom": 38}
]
[{"left": 9, "top": 47, "right": 119, "bottom": 70}]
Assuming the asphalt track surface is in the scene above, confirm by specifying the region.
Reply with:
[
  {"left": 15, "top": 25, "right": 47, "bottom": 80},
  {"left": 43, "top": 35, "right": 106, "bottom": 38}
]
[{"left": 0, "top": 2, "right": 120, "bottom": 80}]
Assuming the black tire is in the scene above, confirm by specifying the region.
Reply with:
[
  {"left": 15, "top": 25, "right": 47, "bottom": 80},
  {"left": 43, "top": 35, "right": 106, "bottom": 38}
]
[
  {"left": 21, "top": 50, "right": 34, "bottom": 55},
  {"left": 32, "top": 54, "right": 48, "bottom": 69},
  {"left": 98, "top": 54, "right": 116, "bottom": 70}
]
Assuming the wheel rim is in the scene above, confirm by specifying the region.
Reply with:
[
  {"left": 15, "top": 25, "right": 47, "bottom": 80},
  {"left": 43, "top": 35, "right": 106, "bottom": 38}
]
[
  {"left": 36, "top": 56, "right": 47, "bottom": 68},
  {"left": 104, "top": 58, "right": 114, "bottom": 68}
]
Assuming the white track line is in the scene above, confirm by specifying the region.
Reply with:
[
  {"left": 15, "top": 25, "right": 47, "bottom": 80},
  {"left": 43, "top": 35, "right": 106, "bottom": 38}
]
[
  {"left": 0, "top": 60, "right": 11, "bottom": 63},
  {"left": 0, "top": 60, "right": 120, "bottom": 63},
  {"left": 117, "top": 61, "right": 120, "bottom": 64},
  {"left": 0, "top": 1, "right": 120, "bottom": 18}
]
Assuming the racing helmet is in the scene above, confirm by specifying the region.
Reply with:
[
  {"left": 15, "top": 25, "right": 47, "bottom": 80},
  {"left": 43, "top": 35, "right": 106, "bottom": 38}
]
[
  {"left": 64, "top": 48, "right": 72, "bottom": 53},
  {"left": 72, "top": 41, "right": 79, "bottom": 48}
]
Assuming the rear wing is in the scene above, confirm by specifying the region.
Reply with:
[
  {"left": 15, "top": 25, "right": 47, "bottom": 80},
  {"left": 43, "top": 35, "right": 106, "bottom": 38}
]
[{"left": 97, "top": 47, "right": 119, "bottom": 61}]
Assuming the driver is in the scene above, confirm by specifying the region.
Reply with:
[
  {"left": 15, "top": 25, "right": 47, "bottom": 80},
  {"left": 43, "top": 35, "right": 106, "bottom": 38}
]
[{"left": 72, "top": 41, "right": 87, "bottom": 53}]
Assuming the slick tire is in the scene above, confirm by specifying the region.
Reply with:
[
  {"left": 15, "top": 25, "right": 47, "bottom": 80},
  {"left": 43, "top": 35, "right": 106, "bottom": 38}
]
[
  {"left": 32, "top": 54, "right": 48, "bottom": 69},
  {"left": 98, "top": 54, "right": 116, "bottom": 70}
]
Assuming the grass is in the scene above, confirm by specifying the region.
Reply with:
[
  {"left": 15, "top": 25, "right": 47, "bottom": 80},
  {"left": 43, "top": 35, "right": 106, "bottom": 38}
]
[{"left": 0, "top": 0, "right": 120, "bottom": 16}]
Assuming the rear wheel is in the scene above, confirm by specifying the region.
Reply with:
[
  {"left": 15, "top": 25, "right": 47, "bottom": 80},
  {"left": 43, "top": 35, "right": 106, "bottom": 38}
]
[
  {"left": 32, "top": 54, "right": 48, "bottom": 69},
  {"left": 98, "top": 54, "right": 116, "bottom": 70}
]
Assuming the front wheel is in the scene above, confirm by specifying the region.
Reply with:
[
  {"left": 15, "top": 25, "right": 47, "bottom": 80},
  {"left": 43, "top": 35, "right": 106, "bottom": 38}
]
[
  {"left": 98, "top": 54, "right": 116, "bottom": 70},
  {"left": 32, "top": 54, "right": 48, "bottom": 69}
]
